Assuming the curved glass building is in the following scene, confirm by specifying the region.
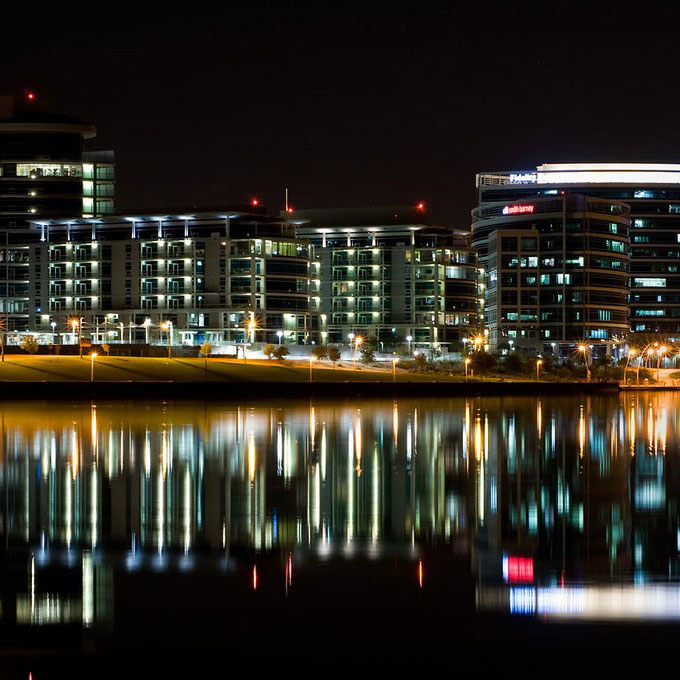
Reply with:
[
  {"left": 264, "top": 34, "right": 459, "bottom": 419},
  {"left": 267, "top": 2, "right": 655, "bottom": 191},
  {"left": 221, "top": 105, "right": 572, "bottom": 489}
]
[
  {"left": 477, "top": 163, "right": 680, "bottom": 348},
  {"left": 472, "top": 192, "right": 630, "bottom": 355}
]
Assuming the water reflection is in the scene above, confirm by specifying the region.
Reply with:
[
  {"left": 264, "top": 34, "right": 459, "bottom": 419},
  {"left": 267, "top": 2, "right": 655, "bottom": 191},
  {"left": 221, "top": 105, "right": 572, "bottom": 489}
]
[{"left": 2, "top": 393, "right": 680, "bottom": 628}]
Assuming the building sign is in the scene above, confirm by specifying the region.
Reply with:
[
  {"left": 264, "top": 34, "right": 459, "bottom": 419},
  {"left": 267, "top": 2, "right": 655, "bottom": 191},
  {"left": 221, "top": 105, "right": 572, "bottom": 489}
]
[
  {"left": 509, "top": 173, "right": 537, "bottom": 183},
  {"left": 502, "top": 204, "right": 535, "bottom": 216}
]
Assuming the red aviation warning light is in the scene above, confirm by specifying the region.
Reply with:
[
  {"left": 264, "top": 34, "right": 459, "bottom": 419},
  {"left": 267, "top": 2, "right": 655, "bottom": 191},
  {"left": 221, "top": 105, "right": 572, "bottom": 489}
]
[
  {"left": 26, "top": 91, "right": 36, "bottom": 101},
  {"left": 251, "top": 198, "right": 259, "bottom": 207},
  {"left": 416, "top": 202, "right": 425, "bottom": 211}
]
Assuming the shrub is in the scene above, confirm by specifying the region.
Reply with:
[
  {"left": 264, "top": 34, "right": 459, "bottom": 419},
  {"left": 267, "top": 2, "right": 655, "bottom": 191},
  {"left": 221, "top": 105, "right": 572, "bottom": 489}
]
[
  {"left": 20, "top": 335, "right": 39, "bottom": 354},
  {"left": 264, "top": 343, "right": 276, "bottom": 359},
  {"left": 273, "top": 346, "right": 290, "bottom": 361},
  {"left": 101, "top": 344, "right": 110, "bottom": 356},
  {"left": 200, "top": 342, "right": 211, "bottom": 357}
]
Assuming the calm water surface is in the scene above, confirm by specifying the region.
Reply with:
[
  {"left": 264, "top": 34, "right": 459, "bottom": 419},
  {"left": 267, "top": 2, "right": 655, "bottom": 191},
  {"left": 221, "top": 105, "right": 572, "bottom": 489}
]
[{"left": 2, "top": 393, "right": 680, "bottom": 675}]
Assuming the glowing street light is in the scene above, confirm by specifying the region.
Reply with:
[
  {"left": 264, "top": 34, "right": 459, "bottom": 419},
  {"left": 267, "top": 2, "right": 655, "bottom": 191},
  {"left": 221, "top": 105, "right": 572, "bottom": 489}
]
[
  {"left": 578, "top": 344, "right": 590, "bottom": 382},
  {"left": 392, "top": 356, "right": 399, "bottom": 382},
  {"left": 657, "top": 345, "right": 668, "bottom": 382},
  {"left": 161, "top": 321, "right": 172, "bottom": 358},
  {"left": 309, "top": 354, "right": 316, "bottom": 383},
  {"left": 144, "top": 318, "right": 151, "bottom": 344},
  {"left": 90, "top": 352, "right": 98, "bottom": 382},
  {"left": 247, "top": 319, "right": 257, "bottom": 344},
  {"left": 536, "top": 358, "right": 543, "bottom": 381},
  {"left": 465, "top": 357, "right": 471, "bottom": 382},
  {"left": 406, "top": 335, "right": 412, "bottom": 353},
  {"left": 353, "top": 335, "right": 363, "bottom": 370},
  {"left": 276, "top": 330, "right": 283, "bottom": 345}
]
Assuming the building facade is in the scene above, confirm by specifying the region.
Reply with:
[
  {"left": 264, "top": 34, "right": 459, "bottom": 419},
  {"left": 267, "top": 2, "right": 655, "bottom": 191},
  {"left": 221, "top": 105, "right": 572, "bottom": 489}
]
[
  {"left": 477, "top": 163, "right": 680, "bottom": 341},
  {"left": 0, "top": 93, "right": 114, "bottom": 331},
  {"left": 472, "top": 194, "right": 630, "bottom": 354},
  {"left": 296, "top": 206, "right": 482, "bottom": 351},
  {"left": 27, "top": 211, "right": 320, "bottom": 346}
]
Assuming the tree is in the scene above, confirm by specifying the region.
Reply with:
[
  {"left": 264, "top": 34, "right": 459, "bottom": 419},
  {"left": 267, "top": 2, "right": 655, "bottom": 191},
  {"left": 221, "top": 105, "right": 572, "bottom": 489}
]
[
  {"left": 20, "top": 335, "right": 39, "bottom": 355},
  {"left": 273, "top": 346, "right": 290, "bottom": 361},
  {"left": 328, "top": 346, "right": 341, "bottom": 367},
  {"left": 414, "top": 352, "right": 428, "bottom": 372},
  {"left": 312, "top": 345, "right": 328, "bottom": 361},
  {"left": 101, "top": 344, "right": 110, "bottom": 356},
  {"left": 200, "top": 342, "right": 211, "bottom": 381},
  {"left": 360, "top": 336, "right": 377, "bottom": 364},
  {"left": 264, "top": 343, "right": 276, "bottom": 360}
]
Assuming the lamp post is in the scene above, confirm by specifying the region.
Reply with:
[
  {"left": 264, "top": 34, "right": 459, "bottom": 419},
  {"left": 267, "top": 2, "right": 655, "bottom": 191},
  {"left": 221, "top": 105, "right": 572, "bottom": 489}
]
[
  {"left": 71, "top": 319, "right": 82, "bottom": 358},
  {"left": 248, "top": 319, "right": 256, "bottom": 344},
  {"left": 353, "top": 335, "right": 363, "bottom": 370},
  {"left": 465, "top": 357, "right": 471, "bottom": 382},
  {"left": 406, "top": 335, "right": 412, "bottom": 354},
  {"left": 578, "top": 344, "right": 590, "bottom": 382},
  {"left": 623, "top": 348, "right": 637, "bottom": 385},
  {"left": 144, "top": 318, "right": 151, "bottom": 344},
  {"left": 392, "top": 357, "right": 399, "bottom": 382},
  {"left": 277, "top": 330, "right": 283, "bottom": 345},
  {"left": 161, "top": 322, "right": 172, "bottom": 358},
  {"left": 309, "top": 354, "right": 316, "bottom": 383},
  {"left": 536, "top": 358, "right": 543, "bottom": 381},
  {"left": 90, "top": 352, "right": 97, "bottom": 382},
  {"left": 51, "top": 321, "right": 57, "bottom": 346}
]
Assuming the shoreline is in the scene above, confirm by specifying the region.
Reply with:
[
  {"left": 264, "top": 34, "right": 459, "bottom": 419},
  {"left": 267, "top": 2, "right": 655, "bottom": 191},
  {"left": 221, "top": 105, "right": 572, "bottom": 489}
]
[{"left": 0, "top": 380, "right": 620, "bottom": 400}]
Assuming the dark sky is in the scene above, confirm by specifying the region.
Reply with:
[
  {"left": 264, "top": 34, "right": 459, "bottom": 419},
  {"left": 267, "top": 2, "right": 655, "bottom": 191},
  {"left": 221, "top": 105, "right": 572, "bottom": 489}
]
[{"left": 3, "top": 3, "right": 680, "bottom": 226}]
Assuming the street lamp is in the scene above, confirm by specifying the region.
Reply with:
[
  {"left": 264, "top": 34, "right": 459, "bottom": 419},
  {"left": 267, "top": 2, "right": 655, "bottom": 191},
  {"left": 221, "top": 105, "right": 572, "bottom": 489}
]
[
  {"left": 309, "top": 354, "right": 316, "bottom": 383},
  {"left": 90, "top": 352, "right": 97, "bottom": 382},
  {"left": 353, "top": 335, "right": 363, "bottom": 370},
  {"left": 536, "top": 358, "right": 543, "bottom": 381},
  {"left": 392, "top": 357, "right": 399, "bottom": 382},
  {"left": 406, "top": 335, "right": 412, "bottom": 353},
  {"left": 161, "top": 322, "right": 171, "bottom": 358},
  {"left": 51, "top": 321, "right": 57, "bottom": 346},
  {"left": 276, "top": 330, "right": 283, "bottom": 345},
  {"left": 578, "top": 344, "right": 590, "bottom": 382},
  {"left": 248, "top": 319, "right": 256, "bottom": 344},
  {"left": 71, "top": 319, "right": 82, "bottom": 358},
  {"left": 464, "top": 357, "right": 471, "bottom": 382},
  {"left": 144, "top": 318, "right": 151, "bottom": 344}
]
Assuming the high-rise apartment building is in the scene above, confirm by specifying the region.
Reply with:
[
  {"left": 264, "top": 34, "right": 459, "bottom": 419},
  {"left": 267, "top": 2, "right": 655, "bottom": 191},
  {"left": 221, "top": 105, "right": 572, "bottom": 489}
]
[
  {"left": 295, "top": 206, "right": 482, "bottom": 350},
  {"left": 28, "top": 210, "right": 320, "bottom": 346},
  {"left": 476, "top": 163, "right": 680, "bottom": 343},
  {"left": 0, "top": 93, "right": 114, "bottom": 330}
]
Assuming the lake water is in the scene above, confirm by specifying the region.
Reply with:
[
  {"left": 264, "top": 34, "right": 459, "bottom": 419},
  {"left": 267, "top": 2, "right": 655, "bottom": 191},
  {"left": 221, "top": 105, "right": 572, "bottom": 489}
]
[{"left": 2, "top": 393, "right": 680, "bottom": 674}]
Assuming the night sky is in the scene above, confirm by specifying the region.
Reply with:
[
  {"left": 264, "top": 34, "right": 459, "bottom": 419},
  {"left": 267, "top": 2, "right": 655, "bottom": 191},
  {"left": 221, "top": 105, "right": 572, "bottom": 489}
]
[{"left": 3, "top": 3, "right": 680, "bottom": 226}]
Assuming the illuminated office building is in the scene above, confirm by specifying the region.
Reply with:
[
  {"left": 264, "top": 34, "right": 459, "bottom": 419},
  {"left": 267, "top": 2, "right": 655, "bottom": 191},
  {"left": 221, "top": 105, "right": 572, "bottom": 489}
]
[
  {"left": 295, "top": 206, "right": 482, "bottom": 349},
  {"left": 0, "top": 92, "right": 114, "bottom": 330},
  {"left": 472, "top": 193, "right": 630, "bottom": 355},
  {"left": 27, "top": 210, "right": 320, "bottom": 345},
  {"left": 476, "top": 163, "right": 680, "bottom": 342}
]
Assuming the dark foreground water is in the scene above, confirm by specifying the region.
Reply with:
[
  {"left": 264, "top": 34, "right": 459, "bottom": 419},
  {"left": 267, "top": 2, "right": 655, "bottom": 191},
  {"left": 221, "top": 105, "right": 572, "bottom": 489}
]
[{"left": 2, "top": 393, "right": 680, "bottom": 676}]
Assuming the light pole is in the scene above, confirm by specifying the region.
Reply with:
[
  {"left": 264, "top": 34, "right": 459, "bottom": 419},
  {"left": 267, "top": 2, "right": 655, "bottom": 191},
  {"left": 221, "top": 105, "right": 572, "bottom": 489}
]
[
  {"left": 309, "top": 354, "right": 316, "bottom": 383},
  {"left": 406, "top": 335, "right": 412, "bottom": 354},
  {"left": 578, "top": 344, "right": 590, "bottom": 382},
  {"left": 161, "top": 322, "right": 171, "bottom": 358},
  {"left": 392, "top": 357, "right": 399, "bottom": 382},
  {"left": 536, "top": 358, "right": 543, "bottom": 381},
  {"left": 90, "top": 352, "right": 97, "bottom": 382},
  {"left": 465, "top": 357, "right": 471, "bottom": 382},
  {"left": 71, "top": 319, "right": 82, "bottom": 358},
  {"left": 353, "top": 335, "right": 363, "bottom": 370},
  {"left": 51, "top": 321, "right": 57, "bottom": 346},
  {"left": 623, "top": 348, "right": 637, "bottom": 385},
  {"left": 144, "top": 318, "right": 151, "bottom": 344},
  {"left": 277, "top": 330, "right": 283, "bottom": 345}
]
